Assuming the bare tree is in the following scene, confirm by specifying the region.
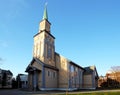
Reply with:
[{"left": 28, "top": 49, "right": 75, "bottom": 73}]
[
  {"left": 111, "top": 66, "right": 120, "bottom": 72},
  {"left": 111, "top": 66, "right": 120, "bottom": 84}
]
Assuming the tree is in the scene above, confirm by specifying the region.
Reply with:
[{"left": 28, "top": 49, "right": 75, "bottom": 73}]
[
  {"left": 12, "top": 78, "right": 17, "bottom": 89},
  {"left": 111, "top": 66, "right": 120, "bottom": 83},
  {"left": 100, "top": 78, "right": 119, "bottom": 88}
]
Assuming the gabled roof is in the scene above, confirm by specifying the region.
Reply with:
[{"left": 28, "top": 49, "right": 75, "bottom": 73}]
[
  {"left": 25, "top": 57, "right": 43, "bottom": 72},
  {"left": 25, "top": 57, "right": 58, "bottom": 72},
  {"left": 69, "top": 61, "right": 84, "bottom": 70},
  {"left": 25, "top": 65, "right": 41, "bottom": 72},
  {"left": 0, "top": 69, "right": 13, "bottom": 76},
  {"left": 84, "top": 66, "right": 99, "bottom": 78}
]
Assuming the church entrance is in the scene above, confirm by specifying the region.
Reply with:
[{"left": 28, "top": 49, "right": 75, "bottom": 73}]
[
  {"left": 27, "top": 67, "right": 41, "bottom": 91},
  {"left": 32, "top": 70, "right": 39, "bottom": 91}
]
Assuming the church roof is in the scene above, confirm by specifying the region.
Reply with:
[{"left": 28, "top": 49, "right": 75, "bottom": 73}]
[
  {"left": 69, "top": 61, "right": 84, "bottom": 70},
  {"left": 34, "top": 31, "right": 55, "bottom": 39},
  {"left": 43, "top": 3, "right": 48, "bottom": 20},
  {"left": 25, "top": 57, "right": 58, "bottom": 72},
  {"left": 84, "top": 66, "right": 99, "bottom": 78}
]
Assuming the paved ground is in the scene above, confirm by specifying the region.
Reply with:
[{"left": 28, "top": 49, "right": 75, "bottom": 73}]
[{"left": 0, "top": 89, "right": 120, "bottom": 95}]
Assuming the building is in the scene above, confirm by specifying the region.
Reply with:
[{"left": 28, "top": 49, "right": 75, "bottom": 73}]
[
  {"left": 26, "top": 5, "right": 98, "bottom": 91},
  {"left": 83, "top": 66, "right": 98, "bottom": 89},
  {"left": 98, "top": 70, "right": 120, "bottom": 88},
  {"left": 16, "top": 74, "right": 28, "bottom": 88},
  {"left": 0, "top": 68, "right": 13, "bottom": 88}
]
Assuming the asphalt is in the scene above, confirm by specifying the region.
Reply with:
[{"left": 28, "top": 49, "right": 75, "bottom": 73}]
[{"left": 0, "top": 89, "right": 120, "bottom": 95}]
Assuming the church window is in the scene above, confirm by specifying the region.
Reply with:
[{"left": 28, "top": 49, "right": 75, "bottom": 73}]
[
  {"left": 47, "top": 46, "right": 52, "bottom": 59},
  {"left": 48, "top": 71, "right": 50, "bottom": 76},
  {"left": 71, "top": 65, "right": 74, "bottom": 72},
  {"left": 53, "top": 72, "right": 56, "bottom": 78},
  {"left": 74, "top": 67, "right": 78, "bottom": 79}
]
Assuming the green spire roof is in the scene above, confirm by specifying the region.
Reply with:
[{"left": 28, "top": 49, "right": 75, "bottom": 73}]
[{"left": 43, "top": 3, "right": 48, "bottom": 20}]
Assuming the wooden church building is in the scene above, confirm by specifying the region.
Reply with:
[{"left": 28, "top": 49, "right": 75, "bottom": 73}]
[{"left": 26, "top": 5, "right": 99, "bottom": 91}]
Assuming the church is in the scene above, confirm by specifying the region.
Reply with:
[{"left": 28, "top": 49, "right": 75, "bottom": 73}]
[{"left": 25, "top": 5, "right": 99, "bottom": 91}]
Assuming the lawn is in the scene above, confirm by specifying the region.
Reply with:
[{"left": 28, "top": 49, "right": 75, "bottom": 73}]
[{"left": 60, "top": 92, "right": 120, "bottom": 95}]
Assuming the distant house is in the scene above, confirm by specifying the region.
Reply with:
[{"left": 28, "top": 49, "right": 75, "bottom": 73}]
[
  {"left": 16, "top": 74, "right": 28, "bottom": 88},
  {"left": 0, "top": 68, "right": 13, "bottom": 88}
]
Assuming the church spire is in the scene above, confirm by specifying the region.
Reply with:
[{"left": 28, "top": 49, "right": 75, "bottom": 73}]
[
  {"left": 39, "top": 3, "right": 51, "bottom": 33},
  {"left": 43, "top": 3, "right": 48, "bottom": 20}
]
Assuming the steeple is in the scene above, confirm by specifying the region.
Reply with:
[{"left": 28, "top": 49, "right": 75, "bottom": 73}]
[
  {"left": 43, "top": 4, "right": 48, "bottom": 20},
  {"left": 39, "top": 3, "right": 51, "bottom": 33},
  {"left": 33, "top": 3, "right": 55, "bottom": 66}
]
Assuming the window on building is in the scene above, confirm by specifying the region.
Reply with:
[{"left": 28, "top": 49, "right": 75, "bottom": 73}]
[
  {"left": 71, "top": 65, "right": 74, "bottom": 72},
  {"left": 7, "top": 77, "right": 10, "bottom": 80},
  {"left": 48, "top": 71, "right": 49, "bottom": 76},
  {"left": 48, "top": 71, "right": 51, "bottom": 77},
  {"left": 48, "top": 47, "right": 52, "bottom": 58},
  {"left": 53, "top": 72, "right": 56, "bottom": 78},
  {"left": 75, "top": 67, "right": 78, "bottom": 76},
  {"left": 47, "top": 43, "right": 52, "bottom": 59}
]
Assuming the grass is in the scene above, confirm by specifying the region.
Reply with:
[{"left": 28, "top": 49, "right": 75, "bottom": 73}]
[{"left": 60, "top": 92, "right": 120, "bottom": 95}]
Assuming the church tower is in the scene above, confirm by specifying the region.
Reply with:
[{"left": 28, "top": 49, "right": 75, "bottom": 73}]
[{"left": 33, "top": 5, "right": 55, "bottom": 66}]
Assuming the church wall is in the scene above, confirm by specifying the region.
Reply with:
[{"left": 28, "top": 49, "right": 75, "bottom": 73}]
[
  {"left": 79, "top": 69, "right": 84, "bottom": 89},
  {"left": 45, "top": 68, "right": 58, "bottom": 88},
  {"left": 55, "top": 54, "right": 69, "bottom": 88},
  {"left": 28, "top": 70, "right": 42, "bottom": 90},
  {"left": 43, "top": 33, "right": 55, "bottom": 67},
  {"left": 33, "top": 31, "right": 55, "bottom": 67},
  {"left": 83, "top": 74, "right": 93, "bottom": 88},
  {"left": 69, "top": 63, "right": 84, "bottom": 88},
  {"left": 40, "top": 20, "right": 50, "bottom": 32},
  {"left": 38, "top": 71, "right": 42, "bottom": 88},
  {"left": 33, "top": 32, "right": 45, "bottom": 62}
]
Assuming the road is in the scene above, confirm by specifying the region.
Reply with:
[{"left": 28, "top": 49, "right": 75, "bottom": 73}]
[{"left": 0, "top": 89, "right": 120, "bottom": 95}]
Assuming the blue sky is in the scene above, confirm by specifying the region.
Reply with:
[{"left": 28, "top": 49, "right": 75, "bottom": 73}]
[{"left": 0, "top": 0, "right": 120, "bottom": 77}]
